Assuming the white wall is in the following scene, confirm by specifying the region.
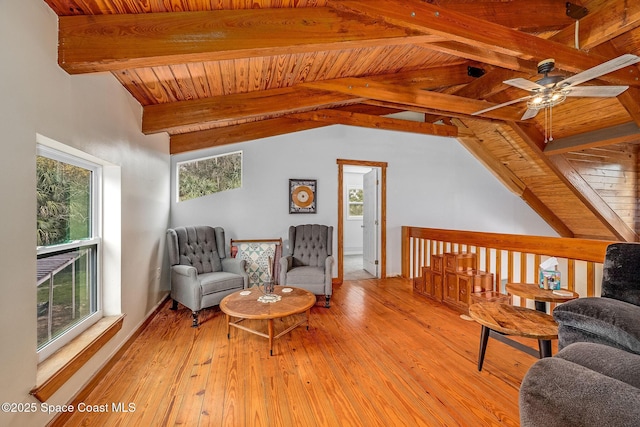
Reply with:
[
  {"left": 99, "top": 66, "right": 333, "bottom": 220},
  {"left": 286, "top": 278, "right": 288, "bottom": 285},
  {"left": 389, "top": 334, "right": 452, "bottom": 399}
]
[
  {"left": 0, "top": 1, "right": 170, "bottom": 426},
  {"left": 171, "top": 125, "right": 557, "bottom": 276}
]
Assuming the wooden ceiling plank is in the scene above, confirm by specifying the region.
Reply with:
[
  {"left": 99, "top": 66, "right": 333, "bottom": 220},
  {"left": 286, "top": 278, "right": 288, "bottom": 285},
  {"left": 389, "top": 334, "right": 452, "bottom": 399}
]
[
  {"left": 328, "top": 0, "right": 640, "bottom": 86},
  {"left": 510, "top": 122, "right": 638, "bottom": 242},
  {"left": 170, "top": 118, "right": 327, "bottom": 154},
  {"left": 291, "top": 109, "right": 462, "bottom": 137},
  {"left": 305, "top": 77, "right": 524, "bottom": 121},
  {"left": 58, "top": 8, "right": 439, "bottom": 73},
  {"left": 142, "top": 86, "right": 363, "bottom": 134},
  {"left": 550, "top": 0, "right": 640, "bottom": 50},
  {"left": 544, "top": 122, "right": 640, "bottom": 155}
]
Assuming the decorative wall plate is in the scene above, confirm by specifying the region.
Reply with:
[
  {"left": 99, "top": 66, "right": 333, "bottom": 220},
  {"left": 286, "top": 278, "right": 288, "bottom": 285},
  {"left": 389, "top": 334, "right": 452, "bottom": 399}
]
[{"left": 289, "top": 179, "right": 317, "bottom": 213}]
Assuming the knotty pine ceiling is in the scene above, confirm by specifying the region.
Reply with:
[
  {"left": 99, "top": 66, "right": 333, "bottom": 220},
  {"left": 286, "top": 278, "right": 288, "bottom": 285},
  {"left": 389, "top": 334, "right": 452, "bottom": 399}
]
[{"left": 43, "top": 0, "right": 640, "bottom": 241}]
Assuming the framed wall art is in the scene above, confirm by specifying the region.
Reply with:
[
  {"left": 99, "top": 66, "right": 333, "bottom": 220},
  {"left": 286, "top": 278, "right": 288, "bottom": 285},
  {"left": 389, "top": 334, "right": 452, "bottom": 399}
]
[{"left": 289, "top": 179, "right": 317, "bottom": 214}]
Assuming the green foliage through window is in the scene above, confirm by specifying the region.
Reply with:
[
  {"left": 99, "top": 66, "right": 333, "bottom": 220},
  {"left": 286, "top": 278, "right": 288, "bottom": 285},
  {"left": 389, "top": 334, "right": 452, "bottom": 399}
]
[
  {"left": 348, "top": 187, "right": 364, "bottom": 218},
  {"left": 178, "top": 151, "right": 242, "bottom": 202}
]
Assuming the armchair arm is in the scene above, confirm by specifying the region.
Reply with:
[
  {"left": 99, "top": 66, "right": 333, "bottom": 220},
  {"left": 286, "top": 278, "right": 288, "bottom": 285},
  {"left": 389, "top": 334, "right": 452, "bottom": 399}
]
[
  {"left": 221, "top": 258, "right": 249, "bottom": 288},
  {"left": 553, "top": 297, "right": 640, "bottom": 354},
  {"left": 279, "top": 256, "right": 293, "bottom": 285},
  {"left": 324, "top": 255, "right": 334, "bottom": 295},
  {"left": 172, "top": 264, "right": 197, "bottom": 280},
  {"left": 170, "top": 265, "right": 201, "bottom": 311}
]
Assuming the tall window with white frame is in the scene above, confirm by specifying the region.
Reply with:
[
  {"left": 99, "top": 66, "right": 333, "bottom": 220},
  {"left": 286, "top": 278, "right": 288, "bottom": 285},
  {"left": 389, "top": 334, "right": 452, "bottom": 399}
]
[{"left": 36, "top": 145, "right": 102, "bottom": 362}]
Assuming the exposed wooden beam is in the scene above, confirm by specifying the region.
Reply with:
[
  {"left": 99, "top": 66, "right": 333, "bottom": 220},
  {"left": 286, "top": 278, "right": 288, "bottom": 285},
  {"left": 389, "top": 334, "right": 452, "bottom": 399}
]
[
  {"left": 419, "top": 41, "right": 537, "bottom": 73},
  {"left": 169, "top": 118, "right": 326, "bottom": 154},
  {"left": 453, "top": 120, "right": 527, "bottom": 196},
  {"left": 371, "top": 64, "right": 475, "bottom": 89},
  {"left": 142, "top": 87, "right": 362, "bottom": 134},
  {"left": 57, "top": 8, "right": 438, "bottom": 73},
  {"left": 305, "top": 77, "right": 524, "bottom": 121},
  {"left": 617, "top": 86, "right": 640, "bottom": 127},
  {"left": 452, "top": 118, "right": 574, "bottom": 237},
  {"left": 433, "top": 0, "right": 574, "bottom": 32},
  {"left": 549, "top": 0, "right": 640, "bottom": 50},
  {"left": 520, "top": 188, "right": 575, "bottom": 238},
  {"left": 361, "top": 99, "right": 498, "bottom": 123},
  {"left": 328, "top": 0, "right": 640, "bottom": 86},
  {"left": 510, "top": 122, "right": 638, "bottom": 242},
  {"left": 544, "top": 122, "right": 640, "bottom": 155},
  {"left": 453, "top": 68, "right": 529, "bottom": 101},
  {"left": 291, "top": 109, "right": 465, "bottom": 138}
]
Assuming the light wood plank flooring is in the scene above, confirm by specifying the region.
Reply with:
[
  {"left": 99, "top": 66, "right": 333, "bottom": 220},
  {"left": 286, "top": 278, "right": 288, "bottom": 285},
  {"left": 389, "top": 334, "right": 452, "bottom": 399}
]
[{"left": 56, "top": 278, "right": 540, "bottom": 426}]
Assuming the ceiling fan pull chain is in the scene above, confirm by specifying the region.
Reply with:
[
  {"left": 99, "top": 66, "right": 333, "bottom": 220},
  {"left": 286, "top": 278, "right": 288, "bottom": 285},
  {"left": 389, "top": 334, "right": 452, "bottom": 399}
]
[
  {"left": 544, "top": 108, "right": 549, "bottom": 143},
  {"left": 548, "top": 107, "right": 553, "bottom": 142}
]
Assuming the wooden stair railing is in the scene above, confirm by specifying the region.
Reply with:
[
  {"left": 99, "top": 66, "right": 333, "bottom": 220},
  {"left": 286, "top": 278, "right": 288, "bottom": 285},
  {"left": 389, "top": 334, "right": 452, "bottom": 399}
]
[{"left": 402, "top": 226, "right": 616, "bottom": 299}]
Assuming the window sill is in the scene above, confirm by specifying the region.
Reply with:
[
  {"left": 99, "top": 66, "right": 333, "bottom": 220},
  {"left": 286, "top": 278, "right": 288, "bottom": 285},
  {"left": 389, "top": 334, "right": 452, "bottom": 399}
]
[{"left": 31, "top": 314, "right": 125, "bottom": 402}]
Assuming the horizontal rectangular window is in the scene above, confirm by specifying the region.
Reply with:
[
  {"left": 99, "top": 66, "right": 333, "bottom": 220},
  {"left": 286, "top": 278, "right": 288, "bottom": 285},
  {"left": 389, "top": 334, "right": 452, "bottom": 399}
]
[{"left": 177, "top": 151, "right": 242, "bottom": 202}]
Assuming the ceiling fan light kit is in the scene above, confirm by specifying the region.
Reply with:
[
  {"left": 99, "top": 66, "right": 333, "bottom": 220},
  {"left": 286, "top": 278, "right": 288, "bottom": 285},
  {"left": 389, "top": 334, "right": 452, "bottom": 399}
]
[{"left": 472, "top": 54, "right": 640, "bottom": 143}]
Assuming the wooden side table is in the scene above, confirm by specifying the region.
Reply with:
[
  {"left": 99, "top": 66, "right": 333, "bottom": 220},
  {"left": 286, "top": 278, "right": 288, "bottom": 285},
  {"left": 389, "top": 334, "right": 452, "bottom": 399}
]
[
  {"left": 468, "top": 302, "right": 558, "bottom": 371},
  {"left": 506, "top": 283, "right": 579, "bottom": 312}
]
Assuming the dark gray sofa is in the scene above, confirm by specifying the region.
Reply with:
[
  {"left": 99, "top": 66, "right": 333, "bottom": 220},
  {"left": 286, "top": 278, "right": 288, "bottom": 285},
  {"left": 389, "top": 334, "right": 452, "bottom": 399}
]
[{"left": 519, "top": 243, "right": 640, "bottom": 427}]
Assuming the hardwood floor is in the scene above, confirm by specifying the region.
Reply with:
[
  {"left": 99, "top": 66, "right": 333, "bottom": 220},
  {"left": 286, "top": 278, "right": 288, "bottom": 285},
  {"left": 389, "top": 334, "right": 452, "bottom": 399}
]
[{"left": 56, "top": 278, "right": 539, "bottom": 426}]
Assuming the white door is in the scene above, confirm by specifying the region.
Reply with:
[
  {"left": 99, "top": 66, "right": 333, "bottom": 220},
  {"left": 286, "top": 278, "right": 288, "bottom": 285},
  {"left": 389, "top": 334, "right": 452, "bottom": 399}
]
[{"left": 363, "top": 169, "right": 378, "bottom": 276}]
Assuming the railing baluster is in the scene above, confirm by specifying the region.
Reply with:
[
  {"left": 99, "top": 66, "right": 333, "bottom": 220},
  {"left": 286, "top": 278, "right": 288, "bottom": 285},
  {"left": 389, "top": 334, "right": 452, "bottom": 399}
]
[
  {"left": 587, "top": 262, "right": 595, "bottom": 297},
  {"left": 568, "top": 259, "right": 575, "bottom": 291}
]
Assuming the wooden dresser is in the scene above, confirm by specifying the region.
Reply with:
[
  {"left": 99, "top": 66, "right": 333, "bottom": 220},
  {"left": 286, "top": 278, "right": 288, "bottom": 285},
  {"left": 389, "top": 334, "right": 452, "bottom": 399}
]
[{"left": 414, "top": 252, "right": 495, "bottom": 313}]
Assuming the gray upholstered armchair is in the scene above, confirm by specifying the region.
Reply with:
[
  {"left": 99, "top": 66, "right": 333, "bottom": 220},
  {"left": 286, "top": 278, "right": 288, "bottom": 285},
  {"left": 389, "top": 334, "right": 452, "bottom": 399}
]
[
  {"left": 279, "top": 224, "right": 333, "bottom": 307},
  {"left": 167, "top": 226, "right": 248, "bottom": 327}
]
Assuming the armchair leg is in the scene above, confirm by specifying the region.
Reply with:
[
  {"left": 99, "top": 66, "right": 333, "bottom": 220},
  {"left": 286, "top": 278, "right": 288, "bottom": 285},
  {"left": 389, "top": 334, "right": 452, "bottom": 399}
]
[
  {"left": 171, "top": 299, "right": 178, "bottom": 310},
  {"left": 325, "top": 296, "right": 331, "bottom": 308},
  {"left": 192, "top": 311, "right": 199, "bottom": 328}
]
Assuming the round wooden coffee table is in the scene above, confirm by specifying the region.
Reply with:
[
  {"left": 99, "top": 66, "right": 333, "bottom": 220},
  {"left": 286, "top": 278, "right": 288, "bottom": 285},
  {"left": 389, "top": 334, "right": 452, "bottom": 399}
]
[
  {"left": 468, "top": 302, "right": 559, "bottom": 371},
  {"left": 220, "top": 286, "right": 316, "bottom": 356}
]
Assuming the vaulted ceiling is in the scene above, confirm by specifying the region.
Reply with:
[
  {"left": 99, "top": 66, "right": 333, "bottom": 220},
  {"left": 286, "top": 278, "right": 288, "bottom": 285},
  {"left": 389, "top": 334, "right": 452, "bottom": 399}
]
[{"left": 43, "top": 0, "right": 640, "bottom": 241}]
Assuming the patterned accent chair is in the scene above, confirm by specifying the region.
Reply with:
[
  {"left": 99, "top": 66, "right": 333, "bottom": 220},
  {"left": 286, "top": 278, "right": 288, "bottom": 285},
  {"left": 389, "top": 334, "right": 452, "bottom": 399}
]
[
  {"left": 279, "top": 224, "right": 334, "bottom": 307},
  {"left": 167, "top": 226, "right": 248, "bottom": 327}
]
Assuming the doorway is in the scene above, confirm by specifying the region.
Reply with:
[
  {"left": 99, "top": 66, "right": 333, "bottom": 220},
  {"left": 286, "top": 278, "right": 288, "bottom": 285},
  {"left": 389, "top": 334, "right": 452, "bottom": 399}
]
[{"left": 336, "top": 159, "right": 387, "bottom": 283}]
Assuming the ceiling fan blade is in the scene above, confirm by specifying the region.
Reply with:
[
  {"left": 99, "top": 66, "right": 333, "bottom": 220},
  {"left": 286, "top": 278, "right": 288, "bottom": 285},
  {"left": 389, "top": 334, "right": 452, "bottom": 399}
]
[
  {"left": 521, "top": 108, "right": 539, "bottom": 120},
  {"left": 472, "top": 95, "right": 532, "bottom": 116},
  {"left": 566, "top": 85, "right": 629, "bottom": 97},
  {"left": 559, "top": 54, "right": 640, "bottom": 88},
  {"left": 503, "top": 78, "right": 545, "bottom": 91}
]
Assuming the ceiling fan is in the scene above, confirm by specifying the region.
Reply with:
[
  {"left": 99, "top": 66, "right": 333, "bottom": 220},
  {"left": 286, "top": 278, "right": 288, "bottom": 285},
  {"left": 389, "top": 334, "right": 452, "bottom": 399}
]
[{"left": 472, "top": 54, "right": 640, "bottom": 141}]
